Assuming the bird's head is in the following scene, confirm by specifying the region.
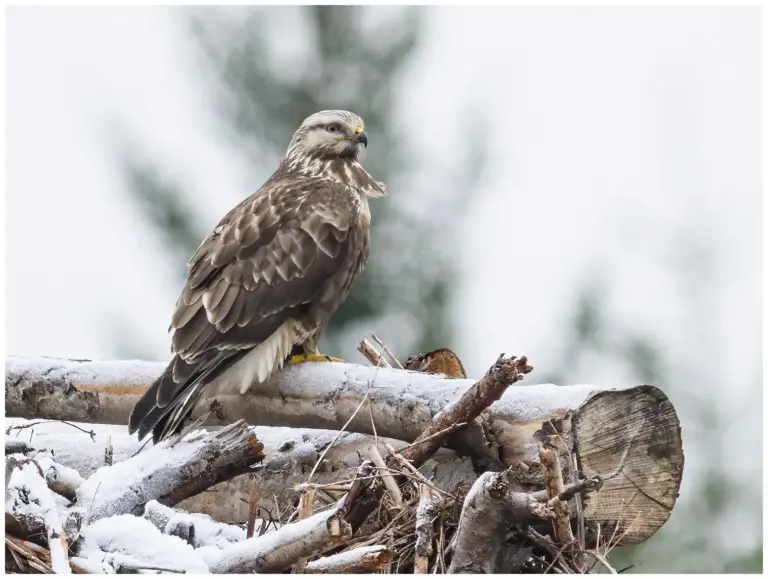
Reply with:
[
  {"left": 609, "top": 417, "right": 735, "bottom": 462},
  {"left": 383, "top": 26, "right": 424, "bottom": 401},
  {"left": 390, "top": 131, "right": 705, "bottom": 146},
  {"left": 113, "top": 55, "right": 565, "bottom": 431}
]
[{"left": 286, "top": 110, "right": 368, "bottom": 161}]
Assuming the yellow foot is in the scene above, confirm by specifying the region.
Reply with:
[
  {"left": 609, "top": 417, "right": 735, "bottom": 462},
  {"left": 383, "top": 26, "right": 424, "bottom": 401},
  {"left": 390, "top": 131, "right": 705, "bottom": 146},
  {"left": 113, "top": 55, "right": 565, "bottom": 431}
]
[{"left": 288, "top": 353, "right": 345, "bottom": 365}]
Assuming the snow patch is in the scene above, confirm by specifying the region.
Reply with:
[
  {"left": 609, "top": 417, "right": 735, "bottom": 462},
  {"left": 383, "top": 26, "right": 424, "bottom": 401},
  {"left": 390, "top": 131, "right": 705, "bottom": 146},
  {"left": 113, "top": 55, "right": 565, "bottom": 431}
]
[
  {"left": 6, "top": 462, "right": 57, "bottom": 518},
  {"left": 6, "top": 463, "right": 72, "bottom": 574},
  {"left": 78, "top": 514, "right": 209, "bottom": 573},
  {"left": 144, "top": 500, "right": 246, "bottom": 548},
  {"left": 5, "top": 356, "right": 165, "bottom": 389}
]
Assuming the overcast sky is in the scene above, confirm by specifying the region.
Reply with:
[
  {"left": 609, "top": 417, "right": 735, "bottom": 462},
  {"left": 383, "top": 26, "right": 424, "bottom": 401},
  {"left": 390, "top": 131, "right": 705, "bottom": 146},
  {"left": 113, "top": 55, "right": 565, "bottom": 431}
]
[{"left": 5, "top": 6, "right": 761, "bottom": 571}]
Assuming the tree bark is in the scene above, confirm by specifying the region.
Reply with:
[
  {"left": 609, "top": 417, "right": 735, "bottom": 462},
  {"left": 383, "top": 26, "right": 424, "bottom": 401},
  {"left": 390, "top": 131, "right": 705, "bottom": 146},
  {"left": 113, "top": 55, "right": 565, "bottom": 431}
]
[{"left": 448, "top": 471, "right": 553, "bottom": 574}]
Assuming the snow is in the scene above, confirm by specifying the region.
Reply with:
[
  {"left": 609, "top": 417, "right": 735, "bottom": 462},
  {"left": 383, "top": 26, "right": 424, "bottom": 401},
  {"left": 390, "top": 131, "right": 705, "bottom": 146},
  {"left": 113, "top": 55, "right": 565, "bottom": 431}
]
[
  {"left": 78, "top": 514, "right": 210, "bottom": 573},
  {"left": 144, "top": 500, "right": 246, "bottom": 548},
  {"left": 48, "top": 532, "right": 71, "bottom": 575},
  {"left": 488, "top": 382, "right": 617, "bottom": 422},
  {"left": 6, "top": 463, "right": 72, "bottom": 574},
  {"left": 5, "top": 355, "right": 165, "bottom": 389},
  {"left": 36, "top": 453, "right": 86, "bottom": 491},
  {"left": 6, "top": 462, "right": 57, "bottom": 518},
  {"left": 5, "top": 422, "right": 142, "bottom": 478}
]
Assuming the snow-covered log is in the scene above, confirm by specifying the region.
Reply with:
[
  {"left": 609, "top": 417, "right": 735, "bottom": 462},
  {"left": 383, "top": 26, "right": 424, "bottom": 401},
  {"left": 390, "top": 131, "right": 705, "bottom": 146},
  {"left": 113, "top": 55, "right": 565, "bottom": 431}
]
[
  {"left": 6, "top": 356, "right": 599, "bottom": 448},
  {"left": 6, "top": 356, "right": 684, "bottom": 545},
  {"left": 75, "top": 420, "right": 265, "bottom": 521},
  {"left": 208, "top": 507, "right": 353, "bottom": 573},
  {"left": 142, "top": 500, "right": 246, "bottom": 548}
]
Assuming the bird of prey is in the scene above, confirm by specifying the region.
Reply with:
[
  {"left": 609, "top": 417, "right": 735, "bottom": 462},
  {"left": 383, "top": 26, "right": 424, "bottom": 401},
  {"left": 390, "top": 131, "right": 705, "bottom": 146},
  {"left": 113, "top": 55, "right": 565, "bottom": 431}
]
[{"left": 129, "top": 110, "right": 385, "bottom": 443}]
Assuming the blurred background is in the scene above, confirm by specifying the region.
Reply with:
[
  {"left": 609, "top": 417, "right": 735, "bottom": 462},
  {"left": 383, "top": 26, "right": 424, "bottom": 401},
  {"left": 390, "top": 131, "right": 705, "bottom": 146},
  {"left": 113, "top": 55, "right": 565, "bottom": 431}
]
[{"left": 5, "top": 6, "right": 761, "bottom": 572}]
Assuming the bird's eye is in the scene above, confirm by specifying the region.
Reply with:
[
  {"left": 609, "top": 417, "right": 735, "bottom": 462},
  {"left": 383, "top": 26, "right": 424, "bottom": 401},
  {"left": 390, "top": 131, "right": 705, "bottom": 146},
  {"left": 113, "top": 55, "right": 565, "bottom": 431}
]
[{"left": 326, "top": 123, "right": 342, "bottom": 133}]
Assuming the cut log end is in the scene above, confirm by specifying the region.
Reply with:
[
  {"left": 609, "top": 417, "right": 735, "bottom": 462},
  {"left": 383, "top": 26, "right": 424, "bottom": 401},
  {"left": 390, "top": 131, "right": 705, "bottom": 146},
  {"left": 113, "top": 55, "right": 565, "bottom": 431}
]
[{"left": 574, "top": 385, "right": 684, "bottom": 545}]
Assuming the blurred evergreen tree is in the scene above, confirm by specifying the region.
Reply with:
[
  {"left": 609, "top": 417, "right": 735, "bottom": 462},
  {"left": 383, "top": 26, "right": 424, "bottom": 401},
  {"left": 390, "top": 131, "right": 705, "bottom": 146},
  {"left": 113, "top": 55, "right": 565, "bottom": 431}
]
[{"left": 112, "top": 6, "right": 486, "bottom": 362}]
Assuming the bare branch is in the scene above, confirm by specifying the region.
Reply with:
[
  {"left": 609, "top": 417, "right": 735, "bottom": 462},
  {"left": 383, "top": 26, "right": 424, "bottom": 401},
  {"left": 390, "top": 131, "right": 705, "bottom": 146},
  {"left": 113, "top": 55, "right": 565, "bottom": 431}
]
[
  {"left": 371, "top": 334, "right": 404, "bottom": 369},
  {"left": 399, "top": 354, "right": 533, "bottom": 465},
  {"left": 369, "top": 444, "right": 403, "bottom": 508},
  {"left": 414, "top": 484, "right": 440, "bottom": 574},
  {"left": 246, "top": 476, "right": 261, "bottom": 539},
  {"left": 357, "top": 339, "right": 392, "bottom": 368},
  {"left": 346, "top": 354, "right": 534, "bottom": 533},
  {"left": 539, "top": 445, "right": 574, "bottom": 545},
  {"left": 292, "top": 486, "right": 318, "bottom": 573}
]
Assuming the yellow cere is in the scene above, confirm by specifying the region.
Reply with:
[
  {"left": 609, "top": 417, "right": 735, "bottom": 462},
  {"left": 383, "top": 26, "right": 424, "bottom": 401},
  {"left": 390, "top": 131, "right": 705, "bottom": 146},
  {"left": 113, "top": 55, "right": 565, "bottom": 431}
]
[{"left": 355, "top": 125, "right": 363, "bottom": 134}]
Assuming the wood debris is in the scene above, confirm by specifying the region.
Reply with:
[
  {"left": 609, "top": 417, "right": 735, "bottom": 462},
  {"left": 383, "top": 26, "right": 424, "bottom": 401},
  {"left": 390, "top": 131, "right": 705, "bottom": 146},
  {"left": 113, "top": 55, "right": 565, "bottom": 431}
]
[{"left": 4, "top": 336, "right": 684, "bottom": 573}]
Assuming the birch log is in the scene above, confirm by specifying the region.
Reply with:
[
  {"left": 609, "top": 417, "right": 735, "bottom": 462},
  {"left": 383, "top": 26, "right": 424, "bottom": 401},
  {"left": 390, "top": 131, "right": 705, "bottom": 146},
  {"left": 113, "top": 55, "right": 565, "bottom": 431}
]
[
  {"left": 75, "top": 420, "right": 265, "bottom": 521},
  {"left": 208, "top": 507, "right": 353, "bottom": 573},
  {"left": 304, "top": 545, "right": 393, "bottom": 573},
  {"left": 5, "top": 356, "right": 683, "bottom": 545}
]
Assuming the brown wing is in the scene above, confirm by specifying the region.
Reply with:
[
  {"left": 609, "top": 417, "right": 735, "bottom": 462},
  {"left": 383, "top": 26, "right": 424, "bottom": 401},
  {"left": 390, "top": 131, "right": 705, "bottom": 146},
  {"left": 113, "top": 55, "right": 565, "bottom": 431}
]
[{"left": 158, "top": 176, "right": 364, "bottom": 405}]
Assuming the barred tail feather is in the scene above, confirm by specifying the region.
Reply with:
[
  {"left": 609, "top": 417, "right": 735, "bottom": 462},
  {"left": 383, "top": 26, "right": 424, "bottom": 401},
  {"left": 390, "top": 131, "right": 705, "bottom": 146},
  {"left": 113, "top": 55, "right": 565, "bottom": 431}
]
[
  {"left": 128, "top": 365, "right": 171, "bottom": 436},
  {"left": 129, "top": 322, "right": 301, "bottom": 444},
  {"left": 153, "top": 379, "right": 210, "bottom": 444}
]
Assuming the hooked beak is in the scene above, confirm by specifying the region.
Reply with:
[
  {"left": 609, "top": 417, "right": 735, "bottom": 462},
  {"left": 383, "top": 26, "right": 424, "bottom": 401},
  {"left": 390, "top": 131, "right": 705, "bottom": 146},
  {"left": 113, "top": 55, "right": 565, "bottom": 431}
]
[{"left": 355, "top": 131, "right": 368, "bottom": 148}]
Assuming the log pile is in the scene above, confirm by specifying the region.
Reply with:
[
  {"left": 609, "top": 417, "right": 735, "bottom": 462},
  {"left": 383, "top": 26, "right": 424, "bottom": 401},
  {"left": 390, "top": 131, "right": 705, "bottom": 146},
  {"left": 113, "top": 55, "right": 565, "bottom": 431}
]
[{"left": 4, "top": 340, "right": 684, "bottom": 574}]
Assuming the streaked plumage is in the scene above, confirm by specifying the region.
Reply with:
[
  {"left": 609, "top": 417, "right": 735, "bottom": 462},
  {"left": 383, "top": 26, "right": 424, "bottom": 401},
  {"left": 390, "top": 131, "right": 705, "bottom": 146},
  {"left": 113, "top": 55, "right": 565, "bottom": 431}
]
[{"left": 129, "top": 110, "right": 385, "bottom": 443}]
